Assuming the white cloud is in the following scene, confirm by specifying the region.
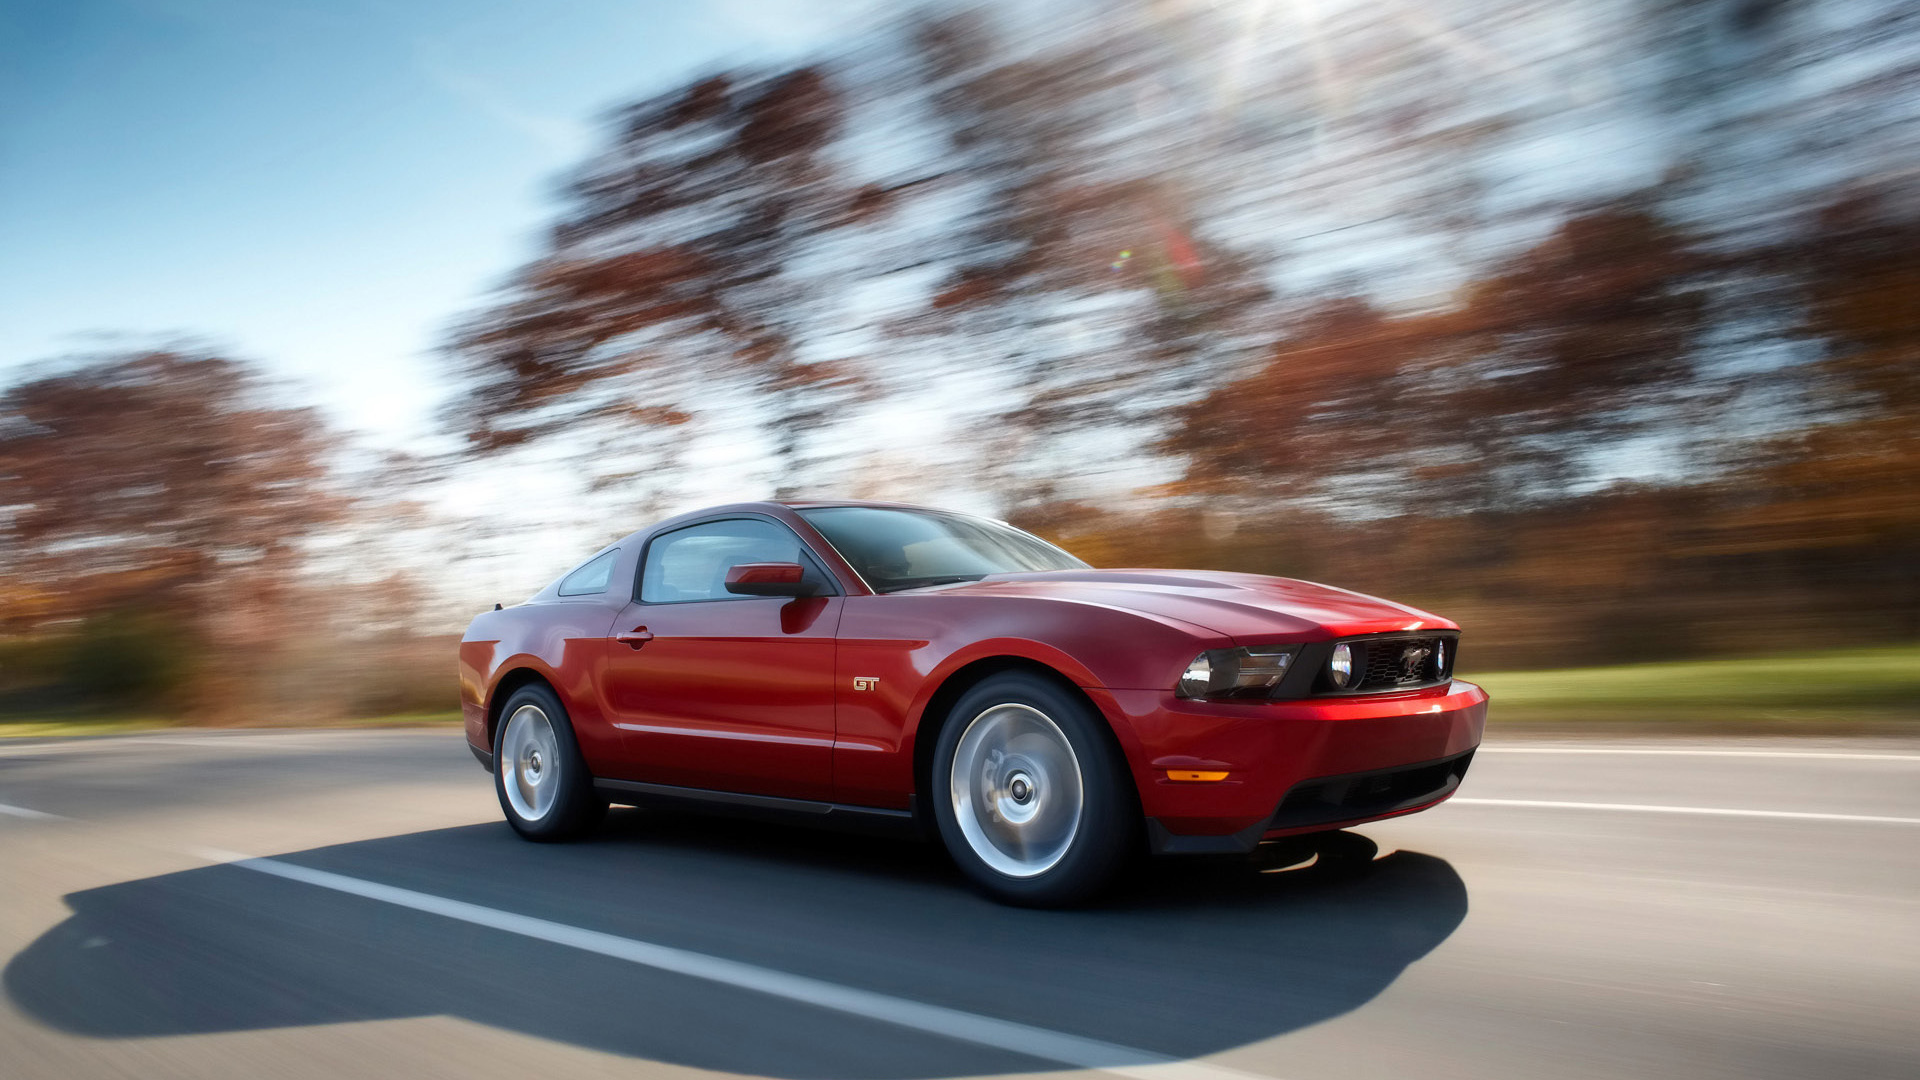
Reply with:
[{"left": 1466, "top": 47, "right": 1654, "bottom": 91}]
[
  {"left": 413, "top": 41, "right": 592, "bottom": 158},
  {"left": 705, "top": 0, "right": 891, "bottom": 52}
]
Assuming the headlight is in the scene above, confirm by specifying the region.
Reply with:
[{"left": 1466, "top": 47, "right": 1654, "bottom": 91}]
[
  {"left": 1177, "top": 646, "right": 1298, "bottom": 699},
  {"left": 1178, "top": 653, "right": 1215, "bottom": 698},
  {"left": 1328, "top": 642, "right": 1355, "bottom": 688}
]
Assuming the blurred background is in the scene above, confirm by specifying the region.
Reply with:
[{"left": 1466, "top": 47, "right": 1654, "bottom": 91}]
[{"left": 2, "top": 0, "right": 1915, "bottom": 730}]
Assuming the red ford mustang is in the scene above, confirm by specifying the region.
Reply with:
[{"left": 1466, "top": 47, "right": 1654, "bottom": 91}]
[{"left": 460, "top": 500, "right": 1486, "bottom": 904}]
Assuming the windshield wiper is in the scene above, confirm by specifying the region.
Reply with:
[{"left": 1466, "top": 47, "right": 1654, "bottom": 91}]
[{"left": 880, "top": 574, "right": 987, "bottom": 592}]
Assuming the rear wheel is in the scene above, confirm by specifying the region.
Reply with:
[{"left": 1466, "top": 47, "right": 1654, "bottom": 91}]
[
  {"left": 931, "top": 672, "right": 1137, "bottom": 906},
  {"left": 493, "top": 683, "right": 605, "bottom": 841}
]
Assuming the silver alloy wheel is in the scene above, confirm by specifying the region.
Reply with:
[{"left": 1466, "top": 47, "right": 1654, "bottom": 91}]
[
  {"left": 948, "top": 703, "right": 1085, "bottom": 878},
  {"left": 502, "top": 704, "right": 561, "bottom": 823}
]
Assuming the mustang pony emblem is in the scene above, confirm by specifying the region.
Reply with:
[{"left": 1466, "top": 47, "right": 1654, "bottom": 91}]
[{"left": 1398, "top": 645, "right": 1433, "bottom": 681}]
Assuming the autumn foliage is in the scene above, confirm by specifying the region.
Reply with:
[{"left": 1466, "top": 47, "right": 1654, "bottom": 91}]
[
  {"left": 4, "top": 3, "right": 1916, "bottom": 722},
  {"left": 437, "top": 5, "right": 1915, "bottom": 671},
  {"left": 0, "top": 352, "right": 447, "bottom": 719}
]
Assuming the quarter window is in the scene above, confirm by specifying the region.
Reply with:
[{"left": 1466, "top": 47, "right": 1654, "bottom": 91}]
[
  {"left": 557, "top": 549, "right": 619, "bottom": 597},
  {"left": 640, "top": 519, "right": 826, "bottom": 603}
]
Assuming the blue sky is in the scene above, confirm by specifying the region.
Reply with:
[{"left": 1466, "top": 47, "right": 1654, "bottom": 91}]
[{"left": 0, "top": 0, "right": 883, "bottom": 445}]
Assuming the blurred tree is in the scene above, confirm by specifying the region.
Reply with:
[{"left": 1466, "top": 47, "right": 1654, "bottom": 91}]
[
  {"left": 432, "top": 0, "right": 1917, "bottom": 668},
  {"left": 1765, "top": 188, "right": 1919, "bottom": 542},
  {"left": 1698, "top": 185, "right": 1920, "bottom": 635},
  {"left": 436, "top": 3, "right": 1692, "bottom": 509},
  {"left": 0, "top": 350, "right": 351, "bottom": 711},
  {"left": 447, "top": 67, "right": 879, "bottom": 495},
  {"left": 1444, "top": 201, "right": 1706, "bottom": 506},
  {"left": 889, "top": 10, "right": 1278, "bottom": 508},
  {"left": 1171, "top": 199, "right": 1704, "bottom": 513},
  {"left": 444, "top": 6, "right": 1300, "bottom": 506}
]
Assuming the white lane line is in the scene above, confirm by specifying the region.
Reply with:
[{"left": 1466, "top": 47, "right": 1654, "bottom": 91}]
[
  {"left": 0, "top": 734, "right": 364, "bottom": 757},
  {"left": 0, "top": 737, "right": 247, "bottom": 758},
  {"left": 1478, "top": 747, "right": 1920, "bottom": 762},
  {"left": 192, "top": 849, "right": 1264, "bottom": 1080},
  {"left": 0, "top": 799, "right": 68, "bottom": 814},
  {"left": 1450, "top": 797, "right": 1920, "bottom": 825}
]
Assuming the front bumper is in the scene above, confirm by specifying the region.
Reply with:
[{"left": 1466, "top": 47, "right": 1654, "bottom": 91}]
[{"left": 1089, "top": 680, "right": 1488, "bottom": 854}]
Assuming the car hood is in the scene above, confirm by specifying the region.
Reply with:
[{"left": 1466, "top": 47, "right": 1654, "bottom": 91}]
[{"left": 927, "top": 568, "right": 1454, "bottom": 641}]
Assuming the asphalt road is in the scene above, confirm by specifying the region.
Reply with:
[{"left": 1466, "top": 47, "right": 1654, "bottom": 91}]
[{"left": 1, "top": 729, "right": 1915, "bottom": 1080}]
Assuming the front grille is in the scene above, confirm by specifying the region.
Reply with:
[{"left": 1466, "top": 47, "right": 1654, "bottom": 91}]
[
  {"left": 1267, "top": 750, "right": 1474, "bottom": 831},
  {"left": 1354, "top": 635, "right": 1448, "bottom": 691},
  {"left": 1268, "top": 630, "right": 1460, "bottom": 699}
]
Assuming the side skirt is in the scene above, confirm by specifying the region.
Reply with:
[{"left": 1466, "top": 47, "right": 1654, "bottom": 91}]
[{"left": 592, "top": 778, "right": 923, "bottom": 840}]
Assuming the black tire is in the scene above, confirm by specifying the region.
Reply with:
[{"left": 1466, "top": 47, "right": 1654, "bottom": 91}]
[
  {"left": 492, "top": 682, "right": 606, "bottom": 841},
  {"left": 930, "top": 671, "right": 1139, "bottom": 906}
]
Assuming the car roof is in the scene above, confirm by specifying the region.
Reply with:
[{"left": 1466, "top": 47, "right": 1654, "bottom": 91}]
[
  {"left": 606, "top": 499, "right": 967, "bottom": 547},
  {"left": 774, "top": 498, "right": 952, "bottom": 512}
]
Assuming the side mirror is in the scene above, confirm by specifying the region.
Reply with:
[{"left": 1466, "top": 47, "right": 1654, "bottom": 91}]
[{"left": 724, "top": 562, "right": 820, "bottom": 597}]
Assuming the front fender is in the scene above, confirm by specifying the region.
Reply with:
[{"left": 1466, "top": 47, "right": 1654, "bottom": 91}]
[{"left": 830, "top": 592, "right": 1225, "bottom": 807}]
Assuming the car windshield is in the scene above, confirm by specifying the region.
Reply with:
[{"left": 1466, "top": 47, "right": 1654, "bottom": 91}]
[{"left": 797, "top": 506, "right": 1087, "bottom": 593}]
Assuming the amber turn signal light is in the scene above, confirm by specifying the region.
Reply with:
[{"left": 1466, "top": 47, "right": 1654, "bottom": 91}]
[{"left": 1165, "top": 770, "right": 1229, "bottom": 782}]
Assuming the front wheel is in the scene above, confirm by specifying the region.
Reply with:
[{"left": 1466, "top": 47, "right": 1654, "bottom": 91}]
[
  {"left": 931, "top": 672, "right": 1138, "bottom": 906},
  {"left": 493, "top": 683, "right": 605, "bottom": 841}
]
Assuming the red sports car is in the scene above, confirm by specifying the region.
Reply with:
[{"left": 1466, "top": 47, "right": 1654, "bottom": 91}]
[{"left": 460, "top": 501, "right": 1486, "bottom": 904}]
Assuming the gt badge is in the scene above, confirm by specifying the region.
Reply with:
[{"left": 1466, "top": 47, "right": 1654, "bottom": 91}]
[{"left": 852, "top": 676, "right": 880, "bottom": 691}]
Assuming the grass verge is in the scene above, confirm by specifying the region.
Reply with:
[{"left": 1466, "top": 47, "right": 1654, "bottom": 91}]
[
  {"left": 0, "top": 710, "right": 462, "bottom": 739},
  {"left": 1468, "top": 644, "right": 1919, "bottom": 731}
]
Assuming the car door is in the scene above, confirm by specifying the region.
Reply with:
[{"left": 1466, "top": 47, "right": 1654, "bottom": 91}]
[{"left": 599, "top": 516, "right": 842, "bottom": 801}]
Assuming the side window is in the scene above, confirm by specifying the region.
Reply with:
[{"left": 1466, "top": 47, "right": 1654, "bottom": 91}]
[
  {"left": 556, "top": 549, "right": 619, "bottom": 597},
  {"left": 640, "top": 519, "right": 825, "bottom": 603}
]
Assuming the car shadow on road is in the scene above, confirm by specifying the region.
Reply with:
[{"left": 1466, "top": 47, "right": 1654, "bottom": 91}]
[{"left": 6, "top": 811, "right": 1467, "bottom": 1077}]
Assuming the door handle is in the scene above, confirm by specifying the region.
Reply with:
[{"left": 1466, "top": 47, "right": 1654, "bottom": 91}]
[{"left": 615, "top": 627, "right": 654, "bottom": 649}]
